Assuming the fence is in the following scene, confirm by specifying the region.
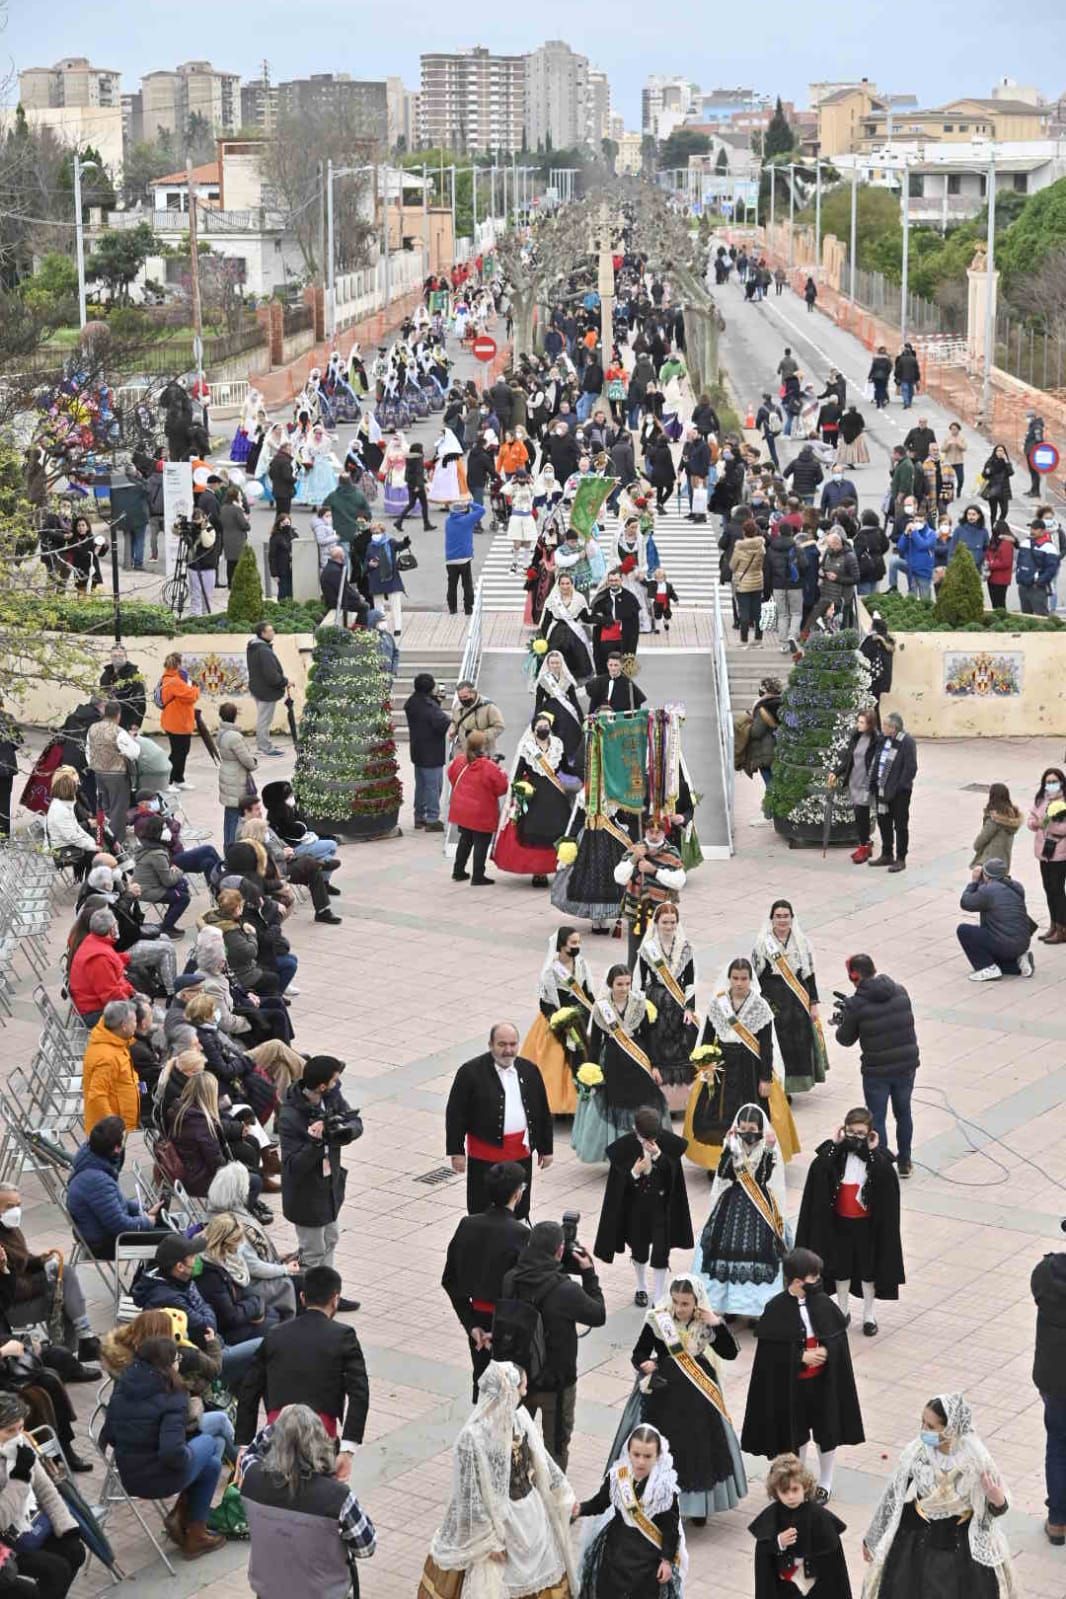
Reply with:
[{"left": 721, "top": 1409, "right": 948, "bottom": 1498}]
[
  {"left": 282, "top": 303, "right": 314, "bottom": 337},
  {"left": 4, "top": 320, "right": 266, "bottom": 379},
  {"left": 994, "top": 311, "right": 1066, "bottom": 393},
  {"left": 847, "top": 264, "right": 959, "bottom": 337}
]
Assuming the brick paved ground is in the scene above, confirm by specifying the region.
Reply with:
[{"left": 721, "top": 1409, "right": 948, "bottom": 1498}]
[{"left": 7, "top": 718, "right": 1065, "bottom": 1599}]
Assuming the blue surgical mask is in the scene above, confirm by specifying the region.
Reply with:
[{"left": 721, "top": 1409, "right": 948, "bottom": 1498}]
[
  {"left": 1045, "top": 781, "right": 1062, "bottom": 796},
  {"left": 920, "top": 1430, "right": 941, "bottom": 1449}
]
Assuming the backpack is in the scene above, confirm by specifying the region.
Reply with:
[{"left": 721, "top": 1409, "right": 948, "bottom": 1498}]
[
  {"left": 786, "top": 544, "right": 800, "bottom": 585},
  {"left": 733, "top": 711, "right": 753, "bottom": 771},
  {"left": 492, "top": 1281, "right": 553, "bottom": 1388},
  {"left": 152, "top": 678, "right": 165, "bottom": 710},
  {"left": 766, "top": 410, "right": 783, "bottom": 436}
]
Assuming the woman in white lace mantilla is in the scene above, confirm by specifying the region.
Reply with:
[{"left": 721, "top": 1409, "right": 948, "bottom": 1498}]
[
  {"left": 423, "top": 1361, "right": 577, "bottom": 1599},
  {"left": 862, "top": 1392, "right": 1015, "bottom": 1599}
]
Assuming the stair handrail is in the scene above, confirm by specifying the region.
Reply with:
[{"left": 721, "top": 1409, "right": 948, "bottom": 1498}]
[{"left": 712, "top": 584, "right": 735, "bottom": 854}]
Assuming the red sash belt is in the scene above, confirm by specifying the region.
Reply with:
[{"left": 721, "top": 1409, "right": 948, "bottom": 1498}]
[
  {"left": 471, "top": 1298, "right": 495, "bottom": 1315},
  {"left": 834, "top": 1182, "right": 867, "bottom": 1218},
  {"left": 466, "top": 1131, "right": 529, "bottom": 1163},
  {"left": 797, "top": 1334, "right": 824, "bottom": 1381}
]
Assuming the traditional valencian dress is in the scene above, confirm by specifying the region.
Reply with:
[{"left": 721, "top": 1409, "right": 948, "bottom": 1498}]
[
  {"left": 380, "top": 432, "right": 410, "bottom": 518},
  {"left": 635, "top": 918, "right": 698, "bottom": 1092},
  {"left": 577, "top": 1425, "right": 687, "bottom": 1599},
  {"left": 683, "top": 975, "right": 799, "bottom": 1170},
  {"left": 862, "top": 1394, "right": 1016, "bottom": 1599},
  {"left": 538, "top": 583, "right": 594, "bottom": 681},
  {"left": 572, "top": 989, "right": 669, "bottom": 1165},
  {"left": 611, "top": 1275, "right": 747, "bottom": 1521},
  {"left": 421, "top": 1361, "right": 577, "bottom": 1599},
  {"left": 752, "top": 914, "right": 829, "bottom": 1096},
  {"left": 693, "top": 1104, "right": 791, "bottom": 1317},
  {"left": 533, "top": 657, "right": 586, "bottom": 773},
  {"left": 521, "top": 935, "right": 595, "bottom": 1117},
  {"left": 494, "top": 729, "right": 577, "bottom": 880}
]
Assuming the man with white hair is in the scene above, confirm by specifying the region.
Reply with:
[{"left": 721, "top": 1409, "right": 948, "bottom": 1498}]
[
  {"left": 81, "top": 862, "right": 177, "bottom": 996},
  {"left": 869, "top": 713, "right": 918, "bottom": 874},
  {"left": 319, "top": 546, "right": 371, "bottom": 625}
]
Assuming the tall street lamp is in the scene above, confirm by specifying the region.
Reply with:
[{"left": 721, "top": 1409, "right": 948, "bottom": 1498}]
[
  {"left": 326, "top": 161, "right": 373, "bottom": 338},
  {"left": 73, "top": 153, "right": 99, "bottom": 329}
]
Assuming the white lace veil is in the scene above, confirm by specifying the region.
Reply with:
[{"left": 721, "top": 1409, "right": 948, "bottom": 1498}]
[
  {"left": 708, "top": 1101, "right": 786, "bottom": 1216},
  {"left": 538, "top": 931, "right": 592, "bottom": 1007},
  {"left": 583, "top": 1425, "right": 689, "bottom": 1585},
  {"left": 752, "top": 904, "right": 816, "bottom": 978}
]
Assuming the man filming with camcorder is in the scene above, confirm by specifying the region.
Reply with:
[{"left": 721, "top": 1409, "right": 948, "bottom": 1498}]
[
  {"left": 496, "top": 1212, "right": 606, "bottom": 1469},
  {"left": 278, "top": 1055, "right": 362, "bottom": 1297},
  {"left": 833, "top": 953, "right": 920, "bottom": 1177}
]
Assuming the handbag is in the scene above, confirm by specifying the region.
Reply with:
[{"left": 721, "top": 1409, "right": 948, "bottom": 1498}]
[
  {"left": 862, "top": 381, "right": 875, "bottom": 402},
  {"left": 12, "top": 1511, "right": 52, "bottom": 1554},
  {"left": 679, "top": 820, "right": 703, "bottom": 873},
  {"left": 397, "top": 549, "right": 419, "bottom": 571},
  {"left": 152, "top": 1135, "right": 186, "bottom": 1190},
  {"left": 206, "top": 1484, "right": 249, "bottom": 1541},
  {"left": 45, "top": 1253, "right": 66, "bottom": 1348}
]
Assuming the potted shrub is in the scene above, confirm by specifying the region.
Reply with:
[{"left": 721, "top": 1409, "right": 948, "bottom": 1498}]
[{"left": 293, "top": 626, "right": 402, "bottom": 840}]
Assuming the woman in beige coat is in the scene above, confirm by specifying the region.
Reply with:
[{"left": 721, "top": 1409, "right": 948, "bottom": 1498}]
[
  {"left": 730, "top": 521, "right": 767, "bottom": 646},
  {"left": 970, "top": 782, "right": 1023, "bottom": 869}
]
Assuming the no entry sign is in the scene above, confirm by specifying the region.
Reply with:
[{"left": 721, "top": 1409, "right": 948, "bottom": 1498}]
[
  {"left": 472, "top": 335, "right": 497, "bottom": 363},
  {"left": 1029, "top": 441, "right": 1060, "bottom": 474}
]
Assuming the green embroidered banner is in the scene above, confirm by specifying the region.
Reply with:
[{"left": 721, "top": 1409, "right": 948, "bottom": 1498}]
[
  {"left": 568, "top": 476, "right": 611, "bottom": 538},
  {"left": 599, "top": 711, "right": 648, "bottom": 812}
]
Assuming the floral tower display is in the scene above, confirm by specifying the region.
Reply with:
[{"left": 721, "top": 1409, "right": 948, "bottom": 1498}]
[
  {"left": 293, "top": 626, "right": 402, "bottom": 840},
  {"left": 763, "top": 630, "right": 874, "bottom": 846}
]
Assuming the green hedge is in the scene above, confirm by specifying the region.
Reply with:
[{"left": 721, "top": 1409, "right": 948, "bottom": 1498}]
[
  {"left": 17, "top": 596, "right": 327, "bottom": 639},
  {"left": 870, "top": 591, "right": 1065, "bottom": 633}
]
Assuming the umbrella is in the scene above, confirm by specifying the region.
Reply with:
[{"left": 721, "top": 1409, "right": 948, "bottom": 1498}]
[
  {"left": 194, "top": 709, "right": 219, "bottom": 765},
  {"left": 820, "top": 784, "right": 835, "bottom": 858},
  {"left": 284, "top": 693, "right": 300, "bottom": 750}
]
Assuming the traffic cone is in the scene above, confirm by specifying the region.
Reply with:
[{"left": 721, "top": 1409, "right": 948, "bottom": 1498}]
[{"left": 744, "top": 406, "right": 756, "bottom": 429}]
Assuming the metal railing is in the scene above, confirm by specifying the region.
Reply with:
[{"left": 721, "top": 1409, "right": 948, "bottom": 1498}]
[
  {"left": 994, "top": 311, "right": 1066, "bottom": 392},
  {"left": 712, "top": 584, "right": 735, "bottom": 855},
  {"left": 443, "top": 577, "right": 486, "bottom": 858}
]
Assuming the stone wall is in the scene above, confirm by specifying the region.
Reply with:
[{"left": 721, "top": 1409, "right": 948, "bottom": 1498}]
[{"left": 881, "top": 628, "right": 1066, "bottom": 736}]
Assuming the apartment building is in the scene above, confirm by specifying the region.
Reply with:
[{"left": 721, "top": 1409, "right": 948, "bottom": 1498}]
[
  {"left": 140, "top": 60, "right": 241, "bottom": 139},
  {"left": 419, "top": 47, "right": 526, "bottom": 154},
  {"left": 18, "top": 56, "right": 121, "bottom": 110}
]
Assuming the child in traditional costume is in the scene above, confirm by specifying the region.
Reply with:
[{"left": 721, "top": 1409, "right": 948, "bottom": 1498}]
[
  {"left": 694, "top": 1103, "right": 790, "bottom": 1317},
  {"left": 741, "top": 1247, "right": 865, "bottom": 1504},
  {"left": 572, "top": 966, "right": 668, "bottom": 1165},
  {"left": 635, "top": 902, "right": 697, "bottom": 1105},
  {"left": 862, "top": 1394, "right": 1013, "bottom": 1599},
  {"left": 796, "top": 1106, "right": 905, "bottom": 1338},
  {"left": 752, "top": 900, "right": 829, "bottom": 1095},
  {"left": 615, "top": 1274, "right": 747, "bottom": 1524},
  {"left": 749, "top": 1453, "right": 852, "bottom": 1599},
  {"left": 574, "top": 1424, "right": 686, "bottom": 1599},
  {"left": 521, "top": 927, "right": 595, "bottom": 1116},
  {"left": 593, "top": 1106, "right": 692, "bottom": 1305},
  {"left": 683, "top": 959, "right": 799, "bottom": 1171}
]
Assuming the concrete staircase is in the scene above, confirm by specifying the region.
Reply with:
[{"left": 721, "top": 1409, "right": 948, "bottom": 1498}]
[
  {"left": 724, "top": 636, "right": 795, "bottom": 712},
  {"left": 389, "top": 643, "right": 465, "bottom": 742}
]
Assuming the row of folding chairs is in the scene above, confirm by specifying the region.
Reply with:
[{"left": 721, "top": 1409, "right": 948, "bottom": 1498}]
[{"left": 0, "top": 843, "right": 63, "bottom": 1018}]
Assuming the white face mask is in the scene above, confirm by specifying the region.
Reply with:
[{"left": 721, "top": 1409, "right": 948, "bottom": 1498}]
[
  {"left": 0, "top": 1208, "right": 21, "bottom": 1231},
  {"left": 285, "top": 797, "right": 296, "bottom": 808}
]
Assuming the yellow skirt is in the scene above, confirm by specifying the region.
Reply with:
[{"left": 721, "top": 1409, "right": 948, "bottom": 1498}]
[
  {"left": 682, "top": 1076, "right": 800, "bottom": 1168},
  {"left": 522, "top": 1013, "right": 578, "bottom": 1116}
]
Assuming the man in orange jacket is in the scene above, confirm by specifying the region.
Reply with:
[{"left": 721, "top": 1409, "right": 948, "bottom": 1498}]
[{"left": 82, "top": 999, "right": 141, "bottom": 1134}]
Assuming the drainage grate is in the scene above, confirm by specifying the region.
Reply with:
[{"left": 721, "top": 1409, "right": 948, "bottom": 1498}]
[
  {"left": 415, "top": 1166, "right": 458, "bottom": 1186},
  {"left": 961, "top": 783, "right": 990, "bottom": 793}
]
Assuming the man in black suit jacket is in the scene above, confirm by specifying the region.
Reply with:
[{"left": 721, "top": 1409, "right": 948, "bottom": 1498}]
[
  {"left": 442, "top": 1160, "right": 530, "bottom": 1395},
  {"left": 590, "top": 571, "right": 640, "bottom": 671},
  {"left": 445, "top": 1023, "right": 553, "bottom": 1219},
  {"left": 585, "top": 651, "right": 648, "bottom": 714},
  {"left": 235, "top": 1266, "right": 369, "bottom": 1466}
]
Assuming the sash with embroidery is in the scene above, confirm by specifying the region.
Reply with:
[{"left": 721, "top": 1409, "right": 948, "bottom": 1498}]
[
  {"left": 614, "top": 1465, "right": 678, "bottom": 1564},
  {"left": 771, "top": 951, "right": 812, "bottom": 1014},
  {"left": 599, "top": 1001, "right": 656, "bottom": 1079},
  {"left": 735, "top": 1166, "right": 786, "bottom": 1243},
  {"left": 650, "top": 1309, "right": 732, "bottom": 1423},
  {"left": 563, "top": 976, "right": 593, "bottom": 1014},
  {"left": 534, "top": 753, "right": 566, "bottom": 794},
  {"left": 729, "top": 1016, "right": 764, "bottom": 1060},
  {"left": 588, "top": 811, "right": 634, "bottom": 847},
  {"left": 650, "top": 956, "right": 690, "bottom": 1013}
]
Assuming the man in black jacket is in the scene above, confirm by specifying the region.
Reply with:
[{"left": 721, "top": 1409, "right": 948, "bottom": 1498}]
[
  {"left": 278, "top": 1056, "right": 362, "bottom": 1275},
  {"left": 442, "top": 1160, "right": 530, "bottom": 1395},
  {"left": 320, "top": 546, "right": 371, "bottom": 626},
  {"left": 499, "top": 1220, "right": 606, "bottom": 1468},
  {"left": 236, "top": 1265, "right": 369, "bottom": 1464},
  {"left": 403, "top": 673, "right": 450, "bottom": 832},
  {"left": 268, "top": 442, "right": 296, "bottom": 515},
  {"left": 835, "top": 954, "right": 919, "bottom": 1175},
  {"left": 99, "top": 645, "right": 147, "bottom": 731},
  {"left": 585, "top": 651, "right": 647, "bottom": 714},
  {"left": 782, "top": 445, "right": 824, "bottom": 503},
  {"left": 445, "top": 1023, "right": 553, "bottom": 1218},
  {"left": 868, "top": 712, "right": 918, "bottom": 872},
  {"left": 544, "top": 422, "right": 581, "bottom": 482},
  {"left": 246, "top": 622, "right": 290, "bottom": 758},
  {"left": 1032, "top": 1239, "right": 1066, "bottom": 1543},
  {"left": 590, "top": 570, "right": 640, "bottom": 671}
]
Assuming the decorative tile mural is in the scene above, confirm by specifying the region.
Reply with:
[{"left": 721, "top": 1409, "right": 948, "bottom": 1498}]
[
  {"left": 944, "top": 651, "right": 1022, "bottom": 698},
  {"left": 184, "top": 653, "right": 249, "bottom": 697}
]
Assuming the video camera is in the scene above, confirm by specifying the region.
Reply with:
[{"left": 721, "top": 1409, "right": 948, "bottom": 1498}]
[
  {"left": 324, "top": 1108, "right": 364, "bottom": 1147},
  {"left": 829, "top": 990, "right": 851, "bottom": 1029}
]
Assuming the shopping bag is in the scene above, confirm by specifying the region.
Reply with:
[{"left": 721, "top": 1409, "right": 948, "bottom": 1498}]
[
  {"left": 863, "top": 381, "right": 875, "bottom": 402},
  {"left": 691, "top": 486, "right": 708, "bottom": 517}
]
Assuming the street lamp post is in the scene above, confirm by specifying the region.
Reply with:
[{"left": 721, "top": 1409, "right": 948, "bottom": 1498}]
[
  {"left": 900, "top": 160, "right": 910, "bottom": 347},
  {"left": 814, "top": 158, "right": 822, "bottom": 272},
  {"left": 788, "top": 163, "right": 795, "bottom": 267},
  {"left": 981, "top": 147, "right": 997, "bottom": 426},
  {"left": 849, "top": 159, "right": 858, "bottom": 303},
  {"left": 449, "top": 164, "right": 456, "bottom": 249},
  {"left": 326, "top": 158, "right": 335, "bottom": 337},
  {"left": 421, "top": 163, "right": 429, "bottom": 275},
  {"left": 73, "top": 153, "right": 98, "bottom": 329},
  {"left": 769, "top": 165, "right": 775, "bottom": 232}
]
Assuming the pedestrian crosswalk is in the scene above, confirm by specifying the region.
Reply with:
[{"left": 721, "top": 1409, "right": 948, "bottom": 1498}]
[{"left": 478, "top": 492, "right": 723, "bottom": 612}]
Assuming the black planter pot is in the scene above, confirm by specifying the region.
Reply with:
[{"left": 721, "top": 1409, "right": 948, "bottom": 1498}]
[
  {"left": 773, "top": 814, "right": 859, "bottom": 849},
  {"left": 306, "top": 809, "right": 401, "bottom": 841}
]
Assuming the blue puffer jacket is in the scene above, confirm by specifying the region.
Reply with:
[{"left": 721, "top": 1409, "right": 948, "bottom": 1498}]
[
  {"left": 130, "top": 1266, "right": 217, "bottom": 1342},
  {"left": 100, "top": 1357, "right": 191, "bottom": 1498},
  {"left": 1016, "top": 540, "right": 1061, "bottom": 589},
  {"left": 897, "top": 523, "right": 937, "bottom": 580},
  {"left": 444, "top": 503, "right": 486, "bottom": 563},
  {"left": 67, "top": 1143, "right": 155, "bottom": 1255}
]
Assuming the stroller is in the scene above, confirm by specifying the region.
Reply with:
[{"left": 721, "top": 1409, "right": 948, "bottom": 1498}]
[
  {"left": 488, "top": 475, "right": 510, "bottom": 532},
  {"left": 422, "top": 375, "right": 446, "bottom": 413},
  {"left": 404, "top": 381, "right": 430, "bottom": 421}
]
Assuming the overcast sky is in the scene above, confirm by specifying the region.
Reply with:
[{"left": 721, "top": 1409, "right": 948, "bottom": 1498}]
[{"left": 4, "top": 0, "right": 1064, "bottom": 129}]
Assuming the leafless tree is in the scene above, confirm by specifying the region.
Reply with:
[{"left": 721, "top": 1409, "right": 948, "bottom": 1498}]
[
  {"left": 495, "top": 205, "right": 596, "bottom": 359},
  {"left": 261, "top": 108, "right": 376, "bottom": 280}
]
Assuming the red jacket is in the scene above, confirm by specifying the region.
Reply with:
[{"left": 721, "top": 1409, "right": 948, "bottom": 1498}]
[
  {"left": 69, "top": 934, "right": 134, "bottom": 1017},
  {"left": 447, "top": 754, "right": 508, "bottom": 833},
  {"left": 986, "top": 534, "right": 1015, "bottom": 585}
]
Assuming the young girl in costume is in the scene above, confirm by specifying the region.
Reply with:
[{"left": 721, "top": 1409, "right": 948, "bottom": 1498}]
[{"left": 573, "top": 1424, "right": 686, "bottom": 1599}]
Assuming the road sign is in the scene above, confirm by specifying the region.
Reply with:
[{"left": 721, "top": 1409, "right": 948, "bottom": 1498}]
[
  {"left": 472, "top": 335, "right": 497, "bottom": 363},
  {"left": 1029, "top": 441, "right": 1059, "bottom": 475}
]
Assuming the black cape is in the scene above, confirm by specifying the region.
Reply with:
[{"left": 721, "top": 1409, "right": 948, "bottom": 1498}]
[
  {"left": 749, "top": 1501, "right": 852, "bottom": 1599},
  {"left": 593, "top": 1129, "right": 693, "bottom": 1263},
  {"left": 741, "top": 1289, "right": 865, "bottom": 1457},
  {"left": 795, "top": 1140, "right": 904, "bottom": 1300}
]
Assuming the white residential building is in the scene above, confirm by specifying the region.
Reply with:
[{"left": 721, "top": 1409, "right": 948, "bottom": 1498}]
[
  {"left": 525, "top": 40, "right": 589, "bottom": 152},
  {"left": 642, "top": 74, "right": 699, "bottom": 138}
]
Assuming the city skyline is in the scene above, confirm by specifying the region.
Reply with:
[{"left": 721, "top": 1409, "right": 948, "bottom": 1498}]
[{"left": 4, "top": 0, "right": 1065, "bottom": 131}]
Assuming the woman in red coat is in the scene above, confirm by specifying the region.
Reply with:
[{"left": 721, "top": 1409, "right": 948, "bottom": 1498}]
[
  {"left": 446, "top": 729, "right": 508, "bottom": 887},
  {"left": 985, "top": 520, "right": 1016, "bottom": 611}
]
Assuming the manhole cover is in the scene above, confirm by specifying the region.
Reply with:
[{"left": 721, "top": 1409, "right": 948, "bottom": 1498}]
[{"left": 415, "top": 1167, "right": 458, "bottom": 1186}]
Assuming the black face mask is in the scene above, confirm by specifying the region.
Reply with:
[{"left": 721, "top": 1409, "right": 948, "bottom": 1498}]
[
  {"left": 739, "top": 1130, "right": 761, "bottom": 1146},
  {"left": 804, "top": 1278, "right": 824, "bottom": 1295},
  {"left": 844, "top": 1134, "right": 868, "bottom": 1153}
]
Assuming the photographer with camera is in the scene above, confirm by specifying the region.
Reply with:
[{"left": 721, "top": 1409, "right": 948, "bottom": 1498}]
[
  {"left": 498, "top": 1218, "right": 606, "bottom": 1470},
  {"left": 278, "top": 1056, "right": 361, "bottom": 1293},
  {"left": 833, "top": 955, "right": 920, "bottom": 1177},
  {"left": 1032, "top": 1225, "right": 1066, "bottom": 1545}
]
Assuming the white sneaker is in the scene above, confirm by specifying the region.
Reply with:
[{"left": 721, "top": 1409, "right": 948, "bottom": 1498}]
[
  {"left": 1018, "top": 950, "right": 1035, "bottom": 978},
  {"left": 968, "top": 964, "right": 1002, "bottom": 982},
  {"left": 177, "top": 781, "right": 196, "bottom": 791},
  {"left": 285, "top": 985, "right": 301, "bottom": 997}
]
